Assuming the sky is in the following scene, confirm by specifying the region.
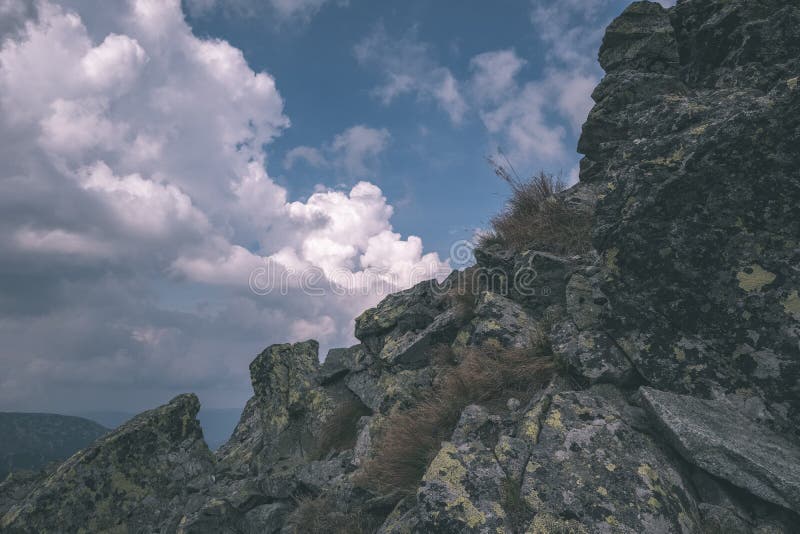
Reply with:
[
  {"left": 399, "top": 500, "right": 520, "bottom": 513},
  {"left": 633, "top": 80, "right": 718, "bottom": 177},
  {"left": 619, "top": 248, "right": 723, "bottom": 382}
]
[{"left": 0, "top": 0, "right": 675, "bottom": 414}]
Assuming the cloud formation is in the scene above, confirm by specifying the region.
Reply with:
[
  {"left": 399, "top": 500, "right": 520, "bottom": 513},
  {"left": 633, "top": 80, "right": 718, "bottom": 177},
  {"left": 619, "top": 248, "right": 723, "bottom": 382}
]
[
  {"left": 0, "top": 0, "right": 446, "bottom": 412},
  {"left": 354, "top": 25, "right": 468, "bottom": 124},
  {"left": 284, "top": 125, "right": 391, "bottom": 178}
]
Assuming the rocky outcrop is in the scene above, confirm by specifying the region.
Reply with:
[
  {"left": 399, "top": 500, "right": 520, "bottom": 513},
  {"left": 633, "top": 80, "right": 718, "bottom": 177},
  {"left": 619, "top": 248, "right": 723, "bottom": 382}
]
[
  {"left": 579, "top": 0, "right": 800, "bottom": 435},
  {"left": 3, "top": 1, "right": 800, "bottom": 532},
  {"left": 0, "top": 394, "right": 213, "bottom": 533}
]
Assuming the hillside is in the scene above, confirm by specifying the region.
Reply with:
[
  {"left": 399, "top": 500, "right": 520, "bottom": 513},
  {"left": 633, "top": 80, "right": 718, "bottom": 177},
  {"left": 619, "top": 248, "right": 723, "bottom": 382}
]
[
  {"left": 0, "top": 413, "right": 108, "bottom": 481},
  {"left": 2, "top": 0, "right": 799, "bottom": 532}
]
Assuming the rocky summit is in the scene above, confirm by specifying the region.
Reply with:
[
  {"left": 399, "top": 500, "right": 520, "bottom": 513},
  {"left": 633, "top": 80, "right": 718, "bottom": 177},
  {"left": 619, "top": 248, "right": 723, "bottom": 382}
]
[{"left": 2, "top": 0, "right": 799, "bottom": 532}]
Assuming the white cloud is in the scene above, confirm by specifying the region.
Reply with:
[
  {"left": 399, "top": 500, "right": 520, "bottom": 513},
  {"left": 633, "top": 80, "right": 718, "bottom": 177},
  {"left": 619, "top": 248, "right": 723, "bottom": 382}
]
[
  {"left": 14, "top": 228, "right": 113, "bottom": 258},
  {"left": 469, "top": 50, "right": 526, "bottom": 103},
  {"left": 354, "top": 25, "right": 467, "bottom": 124},
  {"left": 81, "top": 33, "right": 148, "bottom": 91},
  {"left": 330, "top": 125, "right": 391, "bottom": 177},
  {"left": 283, "top": 125, "right": 391, "bottom": 178},
  {"left": 284, "top": 146, "right": 326, "bottom": 169},
  {"left": 0, "top": 0, "right": 445, "bottom": 412},
  {"left": 462, "top": 2, "right": 623, "bottom": 175}
]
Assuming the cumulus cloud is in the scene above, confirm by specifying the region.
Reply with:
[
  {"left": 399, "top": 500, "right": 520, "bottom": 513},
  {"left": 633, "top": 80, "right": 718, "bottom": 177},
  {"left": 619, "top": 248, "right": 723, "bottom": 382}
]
[
  {"left": 283, "top": 125, "right": 391, "bottom": 178},
  {"left": 0, "top": 0, "right": 445, "bottom": 412},
  {"left": 354, "top": 25, "right": 467, "bottom": 124}
]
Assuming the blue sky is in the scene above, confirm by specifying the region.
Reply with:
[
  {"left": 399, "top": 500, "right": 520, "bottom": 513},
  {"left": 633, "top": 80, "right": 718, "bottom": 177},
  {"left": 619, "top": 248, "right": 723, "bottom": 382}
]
[
  {"left": 185, "top": 0, "right": 634, "bottom": 254},
  {"left": 0, "top": 0, "right": 672, "bottom": 414}
]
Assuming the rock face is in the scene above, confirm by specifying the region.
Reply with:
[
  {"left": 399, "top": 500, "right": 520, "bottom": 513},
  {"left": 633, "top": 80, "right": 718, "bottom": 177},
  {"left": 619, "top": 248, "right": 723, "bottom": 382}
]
[
  {"left": 0, "top": 394, "right": 213, "bottom": 533},
  {"left": 580, "top": 0, "right": 800, "bottom": 435},
  {"left": 3, "top": 1, "right": 800, "bottom": 532},
  {"left": 0, "top": 412, "right": 108, "bottom": 481}
]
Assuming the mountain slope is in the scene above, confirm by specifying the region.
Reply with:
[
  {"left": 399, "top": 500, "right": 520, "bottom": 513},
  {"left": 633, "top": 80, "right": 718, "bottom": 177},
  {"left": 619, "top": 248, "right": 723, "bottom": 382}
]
[{"left": 0, "top": 412, "right": 108, "bottom": 481}]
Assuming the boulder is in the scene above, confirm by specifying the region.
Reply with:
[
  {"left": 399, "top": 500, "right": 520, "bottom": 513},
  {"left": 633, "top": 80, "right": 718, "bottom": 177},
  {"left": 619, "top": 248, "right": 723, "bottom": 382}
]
[
  {"left": 640, "top": 386, "right": 800, "bottom": 511},
  {"left": 521, "top": 387, "right": 700, "bottom": 533}
]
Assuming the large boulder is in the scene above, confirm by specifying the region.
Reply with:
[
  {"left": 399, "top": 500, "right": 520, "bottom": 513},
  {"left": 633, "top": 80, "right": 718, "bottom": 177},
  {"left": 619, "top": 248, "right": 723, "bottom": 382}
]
[
  {"left": 640, "top": 387, "right": 800, "bottom": 512},
  {"left": 521, "top": 386, "right": 701, "bottom": 533}
]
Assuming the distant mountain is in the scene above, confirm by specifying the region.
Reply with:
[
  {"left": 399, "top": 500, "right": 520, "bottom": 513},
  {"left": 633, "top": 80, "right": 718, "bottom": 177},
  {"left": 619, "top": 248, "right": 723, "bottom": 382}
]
[
  {"left": 76, "top": 407, "right": 241, "bottom": 450},
  {"left": 0, "top": 413, "right": 108, "bottom": 481}
]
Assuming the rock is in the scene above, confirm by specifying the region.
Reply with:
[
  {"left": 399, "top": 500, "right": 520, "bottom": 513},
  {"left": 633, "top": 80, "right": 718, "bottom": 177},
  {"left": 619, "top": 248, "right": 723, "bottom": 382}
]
[
  {"left": 218, "top": 340, "right": 332, "bottom": 474},
  {"left": 355, "top": 279, "right": 446, "bottom": 356},
  {"left": 598, "top": 0, "right": 679, "bottom": 74},
  {"left": 639, "top": 386, "right": 800, "bottom": 511},
  {"left": 384, "top": 405, "right": 511, "bottom": 533},
  {"left": 510, "top": 251, "right": 571, "bottom": 312},
  {"left": 0, "top": 394, "right": 214, "bottom": 533},
  {"left": 551, "top": 320, "right": 636, "bottom": 386},
  {"left": 468, "top": 291, "right": 539, "bottom": 348},
  {"left": 0, "top": 469, "right": 49, "bottom": 517},
  {"left": 319, "top": 344, "right": 370, "bottom": 385},
  {"left": 579, "top": 0, "right": 800, "bottom": 433},
  {"left": 521, "top": 387, "right": 701, "bottom": 532},
  {"left": 377, "top": 308, "right": 461, "bottom": 368}
]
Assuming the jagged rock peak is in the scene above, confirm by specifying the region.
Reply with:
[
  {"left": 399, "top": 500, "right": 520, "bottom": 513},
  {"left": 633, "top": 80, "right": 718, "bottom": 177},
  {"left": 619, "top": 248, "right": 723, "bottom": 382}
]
[{"left": 1, "top": 394, "right": 213, "bottom": 533}]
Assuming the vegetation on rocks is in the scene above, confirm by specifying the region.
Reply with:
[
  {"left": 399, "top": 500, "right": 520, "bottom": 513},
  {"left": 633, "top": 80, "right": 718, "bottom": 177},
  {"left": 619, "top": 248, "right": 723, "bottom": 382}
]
[
  {"left": 358, "top": 336, "right": 556, "bottom": 495},
  {"left": 481, "top": 165, "right": 593, "bottom": 256}
]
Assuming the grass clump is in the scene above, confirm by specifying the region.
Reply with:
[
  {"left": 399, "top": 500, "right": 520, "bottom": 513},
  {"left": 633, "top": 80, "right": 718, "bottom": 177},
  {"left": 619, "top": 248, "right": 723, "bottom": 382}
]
[
  {"left": 287, "top": 494, "right": 381, "bottom": 534},
  {"left": 357, "top": 333, "right": 556, "bottom": 495},
  {"left": 314, "top": 396, "right": 372, "bottom": 459},
  {"left": 482, "top": 156, "right": 592, "bottom": 255}
]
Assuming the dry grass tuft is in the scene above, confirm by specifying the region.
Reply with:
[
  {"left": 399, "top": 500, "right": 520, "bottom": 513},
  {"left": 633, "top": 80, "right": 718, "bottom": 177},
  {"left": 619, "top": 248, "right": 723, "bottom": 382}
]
[
  {"left": 314, "top": 396, "right": 372, "bottom": 459},
  {"left": 482, "top": 161, "right": 592, "bottom": 255},
  {"left": 287, "top": 494, "right": 381, "bottom": 534},
  {"left": 357, "top": 333, "right": 556, "bottom": 495}
]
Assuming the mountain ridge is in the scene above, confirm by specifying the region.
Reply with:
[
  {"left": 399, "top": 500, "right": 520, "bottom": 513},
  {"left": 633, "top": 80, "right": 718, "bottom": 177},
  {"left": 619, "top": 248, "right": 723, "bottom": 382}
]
[{"left": 2, "top": 0, "right": 799, "bottom": 532}]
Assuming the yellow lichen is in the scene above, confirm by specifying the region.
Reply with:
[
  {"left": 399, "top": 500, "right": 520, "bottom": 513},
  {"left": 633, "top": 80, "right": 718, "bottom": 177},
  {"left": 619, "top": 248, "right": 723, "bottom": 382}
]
[
  {"left": 689, "top": 124, "right": 708, "bottom": 135},
  {"left": 544, "top": 409, "right": 564, "bottom": 432},
  {"left": 605, "top": 463, "right": 617, "bottom": 472},
  {"left": 646, "top": 146, "right": 686, "bottom": 167},
  {"left": 523, "top": 488, "right": 545, "bottom": 511},
  {"left": 788, "top": 77, "right": 798, "bottom": 91},
  {"left": 782, "top": 290, "right": 800, "bottom": 320},
  {"left": 423, "top": 443, "right": 486, "bottom": 529},
  {"left": 736, "top": 265, "right": 776, "bottom": 292},
  {"left": 520, "top": 395, "right": 551, "bottom": 444},
  {"left": 596, "top": 486, "right": 608, "bottom": 497},
  {"left": 674, "top": 347, "right": 686, "bottom": 362},
  {"left": 648, "top": 497, "right": 662, "bottom": 508},
  {"left": 605, "top": 248, "right": 620, "bottom": 274},
  {"left": 526, "top": 513, "right": 588, "bottom": 534},
  {"left": 491, "top": 501, "right": 507, "bottom": 518}
]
